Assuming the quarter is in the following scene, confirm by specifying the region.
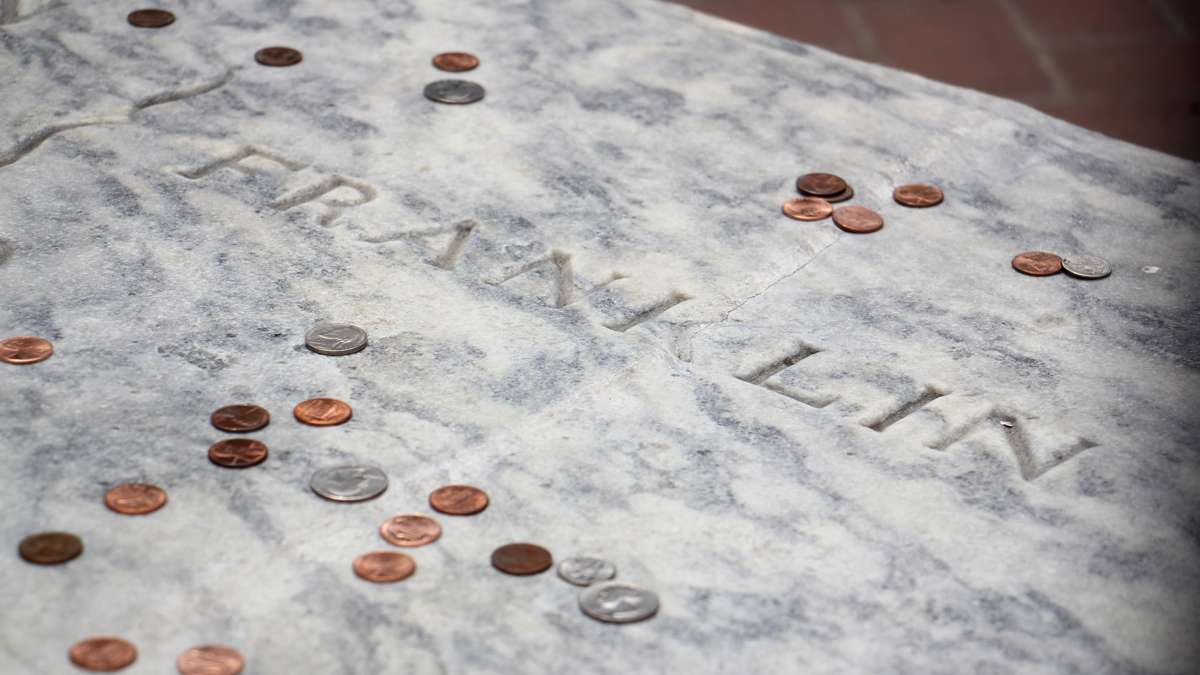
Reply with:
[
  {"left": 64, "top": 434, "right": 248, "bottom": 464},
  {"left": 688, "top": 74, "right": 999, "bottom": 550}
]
[
  {"left": 579, "top": 582, "right": 660, "bottom": 624},
  {"left": 311, "top": 465, "right": 388, "bottom": 502},
  {"left": 1061, "top": 254, "right": 1111, "bottom": 279},
  {"left": 424, "top": 79, "right": 486, "bottom": 105},
  {"left": 305, "top": 323, "right": 368, "bottom": 356}
]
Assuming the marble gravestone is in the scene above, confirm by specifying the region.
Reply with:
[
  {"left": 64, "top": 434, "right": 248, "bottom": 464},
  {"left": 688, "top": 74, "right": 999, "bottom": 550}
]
[{"left": 1, "top": 0, "right": 1198, "bottom": 673}]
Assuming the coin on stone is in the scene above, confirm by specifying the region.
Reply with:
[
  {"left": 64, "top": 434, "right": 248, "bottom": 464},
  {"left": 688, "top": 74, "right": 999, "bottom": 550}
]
[
  {"left": 177, "top": 645, "right": 244, "bottom": 675},
  {"left": 127, "top": 9, "right": 175, "bottom": 28},
  {"left": 104, "top": 483, "right": 167, "bottom": 515},
  {"left": 819, "top": 184, "right": 855, "bottom": 203},
  {"left": 305, "top": 323, "right": 367, "bottom": 356},
  {"left": 1062, "top": 254, "right": 1111, "bottom": 280},
  {"left": 69, "top": 636, "right": 137, "bottom": 672},
  {"left": 0, "top": 336, "right": 53, "bottom": 365},
  {"left": 558, "top": 556, "right": 617, "bottom": 586},
  {"left": 380, "top": 515, "right": 442, "bottom": 547},
  {"left": 796, "top": 173, "right": 848, "bottom": 197},
  {"left": 429, "top": 485, "right": 489, "bottom": 515},
  {"left": 18, "top": 531, "right": 82, "bottom": 565},
  {"left": 208, "top": 439, "right": 268, "bottom": 468},
  {"left": 294, "top": 398, "right": 352, "bottom": 426},
  {"left": 433, "top": 52, "right": 480, "bottom": 72},
  {"left": 210, "top": 404, "right": 270, "bottom": 433},
  {"left": 491, "top": 543, "right": 552, "bottom": 575},
  {"left": 255, "top": 46, "right": 302, "bottom": 67},
  {"left": 424, "top": 79, "right": 486, "bottom": 104},
  {"left": 1012, "top": 251, "right": 1063, "bottom": 276},
  {"left": 353, "top": 551, "right": 416, "bottom": 583},
  {"left": 782, "top": 197, "right": 833, "bottom": 221},
  {"left": 311, "top": 465, "right": 388, "bottom": 502},
  {"left": 893, "top": 183, "right": 944, "bottom": 207},
  {"left": 579, "top": 581, "right": 660, "bottom": 624},
  {"left": 832, "top": 205, "right": 884, "bottom": 233}
]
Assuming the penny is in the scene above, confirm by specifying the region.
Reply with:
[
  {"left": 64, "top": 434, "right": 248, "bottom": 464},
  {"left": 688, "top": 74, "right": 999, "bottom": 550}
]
[
  {"left": 1012, "top": 251, "right": 1063, "bottom": 276},
  {"left": 0, "top": 336, "right": 53, "bottom": 365},
  {"left": 177, "top": 645, "right": 244, "bottom": 675},
  {"left": 304, "top": 323, "right": 367, "bottom": 356},
  {"left": 127, "top": 9, "right": 175, "bottom": 28},
  {"left": 255, "top": 46, "right": 302, "bottom": 67},
  {"left": 18, "top": 531, "right": 82, "bottom": 565},
  {"left": 294, "top": 398, "right": 352, "bottom": 426},
  {"left": 207, "top": 439, "right": 268, "bottom": 468},
  {"left": 579, "top": 581, "right": 660, "bottom": 624},
  {"left": 818, "top": 184, "right": 855, "bottom": 203},
  {"left": 491, "top": 543, "right": 552, "bottom": 575},
  {"left": 379, "top": 514, "right": 442, "bottom": 547},
  {"left": 782, "top": 197, "right": 833, "bottom": 221},
  {"left": 1062, "top": 254, "right": 1112, "bottom": 280},
  {"left": 69, "top": 636, "right": 137, "bottom": 672},
  {"left": 558, "top": 556, "right": 617, "bottom": 587},
  {"left": 104, "top": 483, "right": 167, "bottom": 515},
  {"left": 433, "top": 52, "right": 480, "bottom": 72},
  {"left": 894, "top": 183, "right": 944, "bottom": 207},
  {"left": 429, "top": 485, "right": 489, "bottom": 515},
  {"left": 353, "top": 551, "right": 416, "bottom": 583},
  {"left": 796, "top": 173, "right": 847, "bottom": 197},
  {"left": 210, "top": 404, "right": 270, "bottom": 433},
  {"left": 832, "top": 205, "right": 884, "bottom": 234},
  {"left": 424, "top": 79, "right": 486, "bottom": 105},
  {"left": 310, "top": 465, "right": 388, "bottom": 502}
]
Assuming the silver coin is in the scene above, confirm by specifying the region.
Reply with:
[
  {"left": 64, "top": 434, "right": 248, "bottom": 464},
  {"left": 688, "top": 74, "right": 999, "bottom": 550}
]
[
  {"left": 310, "top": 465, "right": 388, "bottom": 502},
  {"left": 557, "top": 557, "right": 617, "bottom": 586},
  {"left": 1061, "top": 254, "right": 1111, "bottom": 280},
  {"left": 579, "top": 582, "right": 659, "bottom": 624},
  {"left": 424, "top": 79, "right": 485, "bottom": 105},
  {"left": 305, "top": 323, "right": 368, "bottom": 356}
]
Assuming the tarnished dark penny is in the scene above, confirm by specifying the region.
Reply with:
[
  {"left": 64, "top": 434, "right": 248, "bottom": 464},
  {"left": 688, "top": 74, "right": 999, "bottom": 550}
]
[
  {"left": 782, "top": 197, "right": 833, "bottom": 221},
  {"left": 69, "top": 637, "right": 137, "bottom": 672},
  {"left": 294, "top": 398, "right": 352, "bottom": 426},
  {"left": 18, "top": 531, "right": 82, "bottom": 565},
  {"left": 832, "top": 205, "right": 884, "bottom": 233},
  {"left": 208, "top": 439, "right": 268, "bottom": 468},
  {"left": 255, "top": 46, "right": 302, "bottom": 67},
  {"left": 433, "top": 52, "right": 480, "bottom": 72},
  {"left": 894, "top": 183, "right": 945, "bottom": 207},
  {"left": 104, "top": 483, "right": 167, "bottom": 515},
  {"left": 211, "top": 404, "right": 270, "bottom": 433},
  {"left": 491, "top": 543, "right": 553, "bottom": 575},
  {"left": 379, "top": 514, "right": 442, "bottom": 547},
  {"left": 177, "top": 645, "right": 245, "bottom": 675},
  {"left": 0, "top": 336, "right": 53, "bottom": 364},
  {"left": 1012, "top": 251, "right": 1063, "bottom": 276},
  {"left": 127, "top": 9, "right": 175, "bottom": 28},
  {"left": 429, "top": 485, "right": 490, "bottom": 515},
  {"left": 353, "top": 551, "right": 417, "bottom": 583},
  {"left": 796, "top": 173, "right": 848, "bottom": 197},
  {"left": 817, "top": 184, "right": 854, "bottom": 203}
]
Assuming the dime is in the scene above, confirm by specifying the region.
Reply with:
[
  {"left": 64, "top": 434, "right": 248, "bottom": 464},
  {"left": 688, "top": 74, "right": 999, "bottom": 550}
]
[
  {"left": 353, "top": 551, "right": 416, "bottom": 583},
  {"left": 429, "top": 485, "right": 489, "bottom": 515},
  {"left": 294, "top": 398, "right": 353, "bottom": 426},
  {"left": 18, "top": 531, "right": 82, "bottom": 565},
  {"left": 208, "top": 439, "right": 268, "bottom": 468},
  {"left": 380, "top": 514, "right": 442, "bottom": 547},
  {"left": 0, "top": 336, "right": 53, "bottom": 365},
  {"left": 491, "top": 543, "right": 552, "bottom": 575},
  {"left": 424, "top": 79, "right": 486, "bottom": 105},
  {"left": 433, "top": 52, "right": 480, "bottom": 72},
  {"left": 557, "top": 556, "right": 617, "bottom": 586},
  {"left": 796, "top": 173, "right": 847, "bottom": 197},
  {"left": 579, "top": 581, "right": 660, "bottom": 624},
  {"left": 304, "top": 323, "right": 368, "bottom": 356},
  {"left": 893, "top": 183, "right": 944, "bottom": 207},
  {"left": 832, "top": 205, "right": 884, "bottom": 233},
  {"left": 782, "top": 197, "right": 833, "bottom": 221},
  {"left": 1012, "top": 251, "right": 1063, "bottom": 276},
  {"left": 177, "top": 645, "right": 244, "bottom": 675},
  {"left": 210, "top": 404, "right": 270, "bottom": 433},
  {"left": 1062, "top": 254, "right": 1112, "bottom": 280},
  {"left": 127, "top": 9, "right": 174, "bottom": 28},
  {"left": 255, "top": 46, "right": 302, "bottom": 67},
  {"left": 104, "top": 483, "right": 167, "bottom": 515},
  {"left": 310, "top": 465, "right": 388, "bottom": 502},
  {"left": 69, "top": 636, "right": 137, "bottom": 671}
]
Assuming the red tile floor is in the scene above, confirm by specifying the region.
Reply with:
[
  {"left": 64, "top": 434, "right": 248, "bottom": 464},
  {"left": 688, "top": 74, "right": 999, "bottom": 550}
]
[{"left": 672, "top": 0, "right": 1200, "bottom": 160}]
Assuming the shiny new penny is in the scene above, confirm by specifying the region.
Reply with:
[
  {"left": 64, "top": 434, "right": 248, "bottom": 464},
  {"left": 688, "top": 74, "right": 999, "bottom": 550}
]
[
  {"left": 69, "top": 636, "right": 137, "bottom": 672},
  {"left": 782, "top": 197, "right": 833, "bottom": 221},
  {"left": 433, "top": 52, "right": 480, "bottom": 72},
  {"left": 429, "top": 485, "right": 489, "bottom": 515},
  {"left": 832, "top": 205, "right": 884, "bottom": 233},
  {"left": 104, "top": 483, "right": 167, "bottom": 515},
  {"left": 208, "top": 439, "right": 268, "bottom": 468},
  {"left": 1012, "top": 251, "right": 1063, "bottom": 276},
  {"left": 491, "top": 543, "right": 553, "bottom": 575},
  {"left": 127, "top": 9, "right": 175, "bottom": 28},
  {"left": 255, "top": 46, "right": 302, "bottom": 67},
  {"left": 210, "top": 404, "right": 270, "bottom": 433},
  {"left": 796, "top": 173, "right": 848, "bottom": 197},
  {"left": 18, "top": 531, "right": 82, "bottom": 565},
  {"left": 894, "top": 183, "right": 945, "bottom": 207},
  {"left": 353, "top": 551, "right": 417, "bottom": 583},
  {"left": 380, "top": 515, "right": 442, "bottom": 547},
  {"left": 0, "top": 336, "right": 53, "bottom": 364},
  {"left": 294, "top": 398, "right": 352, "bottom": 426},
  {"left": 177, "top": 644, "right": 244, "bottom": 675}
]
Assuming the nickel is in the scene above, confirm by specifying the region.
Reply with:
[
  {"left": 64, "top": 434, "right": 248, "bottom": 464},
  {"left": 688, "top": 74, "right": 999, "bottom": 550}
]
[
  {"left": 18, "top": 531, "right": 82, "bottom": 565},
  {"left": 1062, "top": 254, "right": 1111, "bottom": 279},
  {"left": 1012, "top": 251, "right": 1063, "bottom": 276},
  {"left": 353, "top": 551, "right": 416, "bottom": 583},
  {"left": 310, "top": 465, "right": 388, "bottom": 502},
  {"left": 579, "top": 581, "right": 660, "bottom": 624},
  {"left": 104, "top": 483, "right": 167, "bottom": 515},
  {"left": 177, "top": 645, "right": 244, "bottom": 675},
  {"left": 69, "top": 636, "right": 137, "bottom": 671},
  {"left": 424, "top": 79, "right": 486, "bottom": 105},
  {"left": 491, "top": 543, "right": 552, "bottom": 575},
  {"left": 0, "top": 336, "right": 53, "bottom": 365},
  {"left": 557, "top": 556, "right": 617, "bottom": 586},
  {"left": 304, "top": 323, "right": 367, "bottom": 356}
]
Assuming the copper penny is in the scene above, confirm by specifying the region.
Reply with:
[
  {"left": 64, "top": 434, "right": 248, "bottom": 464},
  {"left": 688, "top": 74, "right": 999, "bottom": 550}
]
[
  {"left": 177, "top": 645, "right": 245, "bottom": 675},
  {"left": 211, "top": 404, "right": 270, "bottom": 433},
  {"left": 104, "top": 483, "right": 167, "bottom": 515},
  {"left": 18, "top": 531, "right": 82, "bottom": 565},
  {"left": 894, "top": 183, "right": 945, "bottom": 208},
  {"left": 782, "top": 197, "right": 833, "bottom": 221},
  {"left": 379, "top": 514, "right": 442, "bottom": 547},
  {"left": 208, "top": 438, "right": 268, "bottom": 468},
  {"left": 491, "top": 543, "right": 553, "bottom": 575},
  {"left": 294, "top": 398, "right": 352, "bottom": 426},
  {"left": 796, "top": 173, "right": 847, "bottom": 197},
  {"left": 0, "top": 336, "right": 54, "bottom": 364},
  {"left": 353, "top": 551, "right": 417, "bottom": 583},
  {"left": 69, "top": 637, "right": 137, "bottom": 672},
  {"left": 432, "top": 52, "right": 480, "bottom": 72},
  {"left": 832, "top": 205, "right": 884, "bottom": 234},
  {"left": 429, "top": 485, "right": 490, "bottom": 515},
  {"left": 1012, "top": 251, "right": 1063, "bottom": 276},
  {"left": 255, "top": 46, "right": 302, "bottom": 67},
  {"left": 127, "top": 9, "right": 175, "bottom": 28},
  {"left": 818, "top": 184, "right": 855, "bottom": 203}
]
